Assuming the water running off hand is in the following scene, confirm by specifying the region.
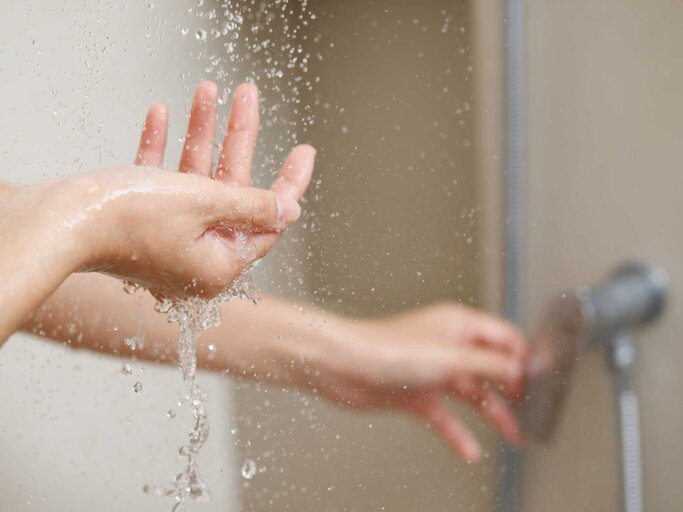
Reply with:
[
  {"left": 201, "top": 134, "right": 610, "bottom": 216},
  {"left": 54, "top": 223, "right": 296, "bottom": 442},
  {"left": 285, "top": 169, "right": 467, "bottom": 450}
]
[{"left": 143, "top": 271, "right": 259, "bottom": 511}]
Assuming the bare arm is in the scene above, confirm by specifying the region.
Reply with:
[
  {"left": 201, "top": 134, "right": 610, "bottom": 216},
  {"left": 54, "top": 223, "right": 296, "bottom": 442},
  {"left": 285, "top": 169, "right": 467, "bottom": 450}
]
[
  {"left": 22, "top": 271, "right": 342, "bottom": 386},
  {"left": 0, "top": 179, "right": 85, "bottom": 343},
  {"left": 24, "top": 269, "right": 526, "bottom": 463},
  {"left": 0, "top": 163, "right": 304, "bottom": 347}
]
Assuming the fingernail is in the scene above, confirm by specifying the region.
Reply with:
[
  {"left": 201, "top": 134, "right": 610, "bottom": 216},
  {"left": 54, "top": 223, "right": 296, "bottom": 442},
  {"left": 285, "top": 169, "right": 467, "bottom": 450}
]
[{"left": 276, "top": 195, "right": 301, "bottom": 226}]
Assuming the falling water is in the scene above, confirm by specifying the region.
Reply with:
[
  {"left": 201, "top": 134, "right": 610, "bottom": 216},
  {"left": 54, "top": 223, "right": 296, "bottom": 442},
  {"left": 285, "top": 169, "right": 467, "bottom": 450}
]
[
  {"left": 143, "top": 271, "right": 260, "bottom": 511},
  {"left": 140, "top": 1, "right": 320, "bottom": 509}
]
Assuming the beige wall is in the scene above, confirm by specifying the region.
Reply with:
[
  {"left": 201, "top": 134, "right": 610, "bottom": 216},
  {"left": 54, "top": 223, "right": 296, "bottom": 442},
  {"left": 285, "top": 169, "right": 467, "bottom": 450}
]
[{"left": 522, "top": 1, "right": 683, "bottom": 511}]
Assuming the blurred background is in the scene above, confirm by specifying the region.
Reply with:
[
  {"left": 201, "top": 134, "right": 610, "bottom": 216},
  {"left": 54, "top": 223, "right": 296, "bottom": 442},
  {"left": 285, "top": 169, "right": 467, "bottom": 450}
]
[{"left": 0, "top": 1, "right": 682, "bottom": 511}]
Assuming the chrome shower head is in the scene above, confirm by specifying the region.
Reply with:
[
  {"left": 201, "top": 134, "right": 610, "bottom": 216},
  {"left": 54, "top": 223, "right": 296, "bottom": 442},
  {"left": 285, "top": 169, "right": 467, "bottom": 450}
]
[{"left": 521, "top": 263, "right": 668, "bottom": 442}]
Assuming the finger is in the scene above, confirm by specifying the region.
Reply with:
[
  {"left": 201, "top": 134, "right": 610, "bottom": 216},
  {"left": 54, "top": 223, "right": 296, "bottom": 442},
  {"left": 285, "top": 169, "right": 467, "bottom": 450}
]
[
  {"left": 463, "top": 311, "right": 529, "bottom": 360},
  {"left": 135, "top": 103, "right": 168, "bottom": 167},
  {"left": 271, "top": 144, "right": 316, "bottom": 201},
  {"left": 208, "top": 186, "right": 301, "bottom": 232},
  {"left": 411, "top": 397, "right": 481, "bottom": 462},
  {"left": 215, "top": 83, "right": 260, "bottom": 185},
  {"left": 438, "top": 345, "right": 523, "bottom": 391},
  {"left": 179, "top": 81, "right": 218, "bottom": 176},
  {"left": 450, "top": 378, "right": 523, "bottom": 446}
]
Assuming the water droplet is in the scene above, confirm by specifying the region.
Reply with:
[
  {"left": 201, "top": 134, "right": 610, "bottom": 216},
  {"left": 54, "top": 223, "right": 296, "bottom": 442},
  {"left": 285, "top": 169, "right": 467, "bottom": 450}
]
[
  {"left": 241, "top": 459, "right": 257, "bottom": 479},
  {"left": 133, "top": 381, "right": 143, "bottom": 394},
  {"left": 196, "top": 29, "right": 207, "bottom": 41},
  {"left": 123, "top": 280, "right": 140, "bottom": 295},
  {"left": 121, "top": 362, "right": 132, "bottom": 376},
  {"left": 167, "top": 409, "right": 176, "bottom": 419},
  {"left": 124, "top": 337, "right": 137, "bottom": 350}
]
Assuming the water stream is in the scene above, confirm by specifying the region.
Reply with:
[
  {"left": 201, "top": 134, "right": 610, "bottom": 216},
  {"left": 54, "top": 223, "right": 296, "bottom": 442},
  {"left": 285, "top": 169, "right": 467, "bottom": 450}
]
[{"left": 143, "top": 271, "right": 259, "bottom": 511}]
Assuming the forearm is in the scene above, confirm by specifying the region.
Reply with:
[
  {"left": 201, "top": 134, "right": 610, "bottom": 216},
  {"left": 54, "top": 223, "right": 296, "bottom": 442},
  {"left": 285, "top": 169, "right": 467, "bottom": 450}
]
[
  {"left": 206, "top": 293, "right": 352, "bottom": 387},
  {"left": 24, "top": 272, "right": 179, "bottom": 360},
  {"left": 0, "top": 186, "right": 83, "bottom": 345},
  {"left": 23, "top": 271, "right": 353, "bottom": 388},
  {"left": 0, "top": 233, "right": 77, "bottom": 344}
]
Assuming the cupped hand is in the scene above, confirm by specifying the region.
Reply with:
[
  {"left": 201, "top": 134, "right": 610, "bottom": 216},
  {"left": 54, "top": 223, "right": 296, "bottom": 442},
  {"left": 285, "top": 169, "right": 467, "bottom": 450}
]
[
  {"left": 106, "top": 81, "right": 315, "bottom": 297},
  {"left": 308, "top": 302, "right": 529, "bottom": 462},
  {"left": 135, "top": 80, "right": 315, "bottom": 263},
  {"left": 64, "top": 165, "right": 301, "bottom": 297}
]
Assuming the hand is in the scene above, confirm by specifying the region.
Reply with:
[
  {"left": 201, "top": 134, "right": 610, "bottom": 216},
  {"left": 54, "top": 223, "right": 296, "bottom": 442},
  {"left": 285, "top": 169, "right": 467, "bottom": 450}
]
[
  {"left": 133, "top": 81, "right": 315, "bottom": 283},
  {"left": 0, "top": 141, "right": 307, "bottom": 344},
  {"left": 1, "top": 164, "right": 302, "bottom": 301},
  {"left": 81, "top": 167, "right": 308, "bottom": 297},
  {"left": 105, "top": 80, "right": 314, "bottom": 297},
  {"left": 297, "top": 302, "right": 528, "bottom": 462},
  {"left": 1, "top": 85, "right": 313, "bottom": 301}
]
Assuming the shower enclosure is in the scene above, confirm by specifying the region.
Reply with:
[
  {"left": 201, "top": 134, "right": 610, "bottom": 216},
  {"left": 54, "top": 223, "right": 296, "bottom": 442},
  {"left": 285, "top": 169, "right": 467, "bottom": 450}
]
[
  {"left": 1, "top": 1, "right": 682, "bottom": 512},
  {"left": 484, "top": 1, "right": 683, "bottom": 510}
]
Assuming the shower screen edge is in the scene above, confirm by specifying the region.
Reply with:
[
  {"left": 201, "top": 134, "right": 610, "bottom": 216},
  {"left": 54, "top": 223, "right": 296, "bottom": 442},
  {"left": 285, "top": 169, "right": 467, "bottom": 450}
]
[{"left": 496, "top": 0, "right": 527, "bottom": 511}]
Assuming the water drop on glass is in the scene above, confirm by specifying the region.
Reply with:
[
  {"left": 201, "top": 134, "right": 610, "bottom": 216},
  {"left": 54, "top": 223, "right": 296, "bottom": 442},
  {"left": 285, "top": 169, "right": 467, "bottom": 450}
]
[
  {"left": 133, "top": 381, "right": 143, "bottom": 394},
  {"left": 207, "top": 343, "right": 217, "bottom": 359},
  {"left": 121, "top": 362, "right": 132, "bottom": 376},
  {"left": 241, "top": 459, "right": 257, "bottom": 479}
]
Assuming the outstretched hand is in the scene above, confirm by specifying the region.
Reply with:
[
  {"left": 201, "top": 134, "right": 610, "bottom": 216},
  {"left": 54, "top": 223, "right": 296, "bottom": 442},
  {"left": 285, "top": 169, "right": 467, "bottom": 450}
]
[
  {"left": 298, "top": 303, "right": 528, "bottom": 462},
  {"left": 136, "top": 82, "right": 314, "bottom": 254},
  {"left": 86, "top": 82, "right": 315, "bottom": 297}
]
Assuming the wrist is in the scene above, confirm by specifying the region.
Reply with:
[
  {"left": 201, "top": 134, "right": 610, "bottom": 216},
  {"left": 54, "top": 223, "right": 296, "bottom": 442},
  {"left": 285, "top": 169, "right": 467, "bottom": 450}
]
[
  {"left": 43, "top": 170, "right": 134, "bottom": 273},
  {"left": 0, "top": 180, "right": 92, "bottom": 342},
  {"left": 3, "top": 180, "right": 90, "bottom": 274}
]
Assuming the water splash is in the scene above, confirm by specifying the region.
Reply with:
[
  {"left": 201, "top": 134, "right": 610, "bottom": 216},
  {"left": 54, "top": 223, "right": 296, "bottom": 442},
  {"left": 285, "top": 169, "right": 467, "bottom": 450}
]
[
  {"left": 123, "top": 336, "right": 138, "bottom": 350},
  {"left": 145, "top": 271, "right": 259, "bottom": 511},
  {"left": 179, "top": 0, "right": 322, "bottom": 172}
]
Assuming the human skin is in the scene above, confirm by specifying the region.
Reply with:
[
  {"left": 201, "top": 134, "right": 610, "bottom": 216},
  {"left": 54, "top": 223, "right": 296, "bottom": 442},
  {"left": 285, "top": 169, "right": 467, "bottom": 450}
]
[
  {"left": 10, "top": 82, "right": 528, "bottom": 462},
  {"left": 0, "top": 84, "right": 313, "bottom": 344}
]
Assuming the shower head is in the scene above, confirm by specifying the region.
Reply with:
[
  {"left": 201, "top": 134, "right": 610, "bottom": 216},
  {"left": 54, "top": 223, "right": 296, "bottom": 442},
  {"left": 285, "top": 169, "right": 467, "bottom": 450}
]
[
  {"left": 520, "top": 263, "right": 668, "bottom": 442},
  {"left": 578, "top": 263, "right": 667, "bottom": 346}
]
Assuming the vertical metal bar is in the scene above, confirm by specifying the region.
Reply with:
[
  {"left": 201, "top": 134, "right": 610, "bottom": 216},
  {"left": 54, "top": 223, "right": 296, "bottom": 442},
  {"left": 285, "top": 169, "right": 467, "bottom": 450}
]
[
  {"left": 609, "top": 334, "right": 644, "bottom": 512},
  {"left": 496, "top": 0, "right": 526, "bottom": 511},
  {"left": 503, "top": 1, "right": 526, "bottom": 326}
]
